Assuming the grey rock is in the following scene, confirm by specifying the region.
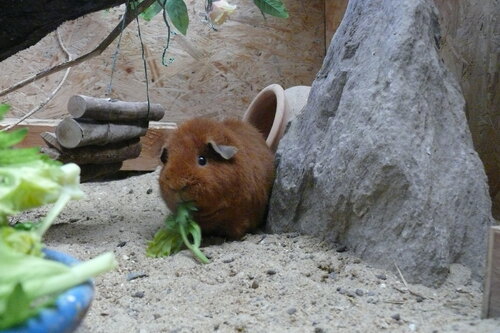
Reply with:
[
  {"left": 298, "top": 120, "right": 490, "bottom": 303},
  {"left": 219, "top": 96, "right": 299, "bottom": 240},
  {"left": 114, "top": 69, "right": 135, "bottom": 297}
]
[{"left": 267, "top": 0, "right": 493, "bottom": 286}]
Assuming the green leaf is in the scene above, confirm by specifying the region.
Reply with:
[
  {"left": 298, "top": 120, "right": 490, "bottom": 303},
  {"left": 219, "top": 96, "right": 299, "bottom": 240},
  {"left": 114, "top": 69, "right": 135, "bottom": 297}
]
[
  {"left": 166, "top": 0, "right": 189, "bottom": 35},
  {"left": 0, "top": 104, "right": 9, "bottom": 119},
  {"left": 147, "top": 202, "right": 208, "bottom": 263},
  {"left": 140, "top": 1, "right": 164, "bottom": 21},
  {"left": 0, "top": 283, "right": 39, "bottom": 330},
  {"left": 179, "top": 218, "right": 209, "bottom": 264},
  {"left": 0, "top": 147, "right": 42, "bottom": 166},
  {"left": 0, "top": 128, "right": 28, "bottom": 149},
  {"left": 146, "top": 227, "right": 183, "bottom": 257},
  {"left": 253, "top": 0, "right": 289, "bottom": 18}
]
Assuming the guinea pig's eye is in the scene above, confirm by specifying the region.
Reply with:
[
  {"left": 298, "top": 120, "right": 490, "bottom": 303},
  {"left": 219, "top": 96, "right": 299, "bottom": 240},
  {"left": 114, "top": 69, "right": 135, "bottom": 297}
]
[{"left": 198, "top": 155, "right": 207, "bottom": 166}]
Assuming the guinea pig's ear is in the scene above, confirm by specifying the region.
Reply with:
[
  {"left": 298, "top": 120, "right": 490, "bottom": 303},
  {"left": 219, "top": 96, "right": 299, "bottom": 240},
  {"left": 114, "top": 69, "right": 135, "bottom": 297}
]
[
  {"left": 160, "top": 146, "right": 168, "bottom": 164},
  {"left": 208, "top": 140, "right": 238, "bottom": 160}
]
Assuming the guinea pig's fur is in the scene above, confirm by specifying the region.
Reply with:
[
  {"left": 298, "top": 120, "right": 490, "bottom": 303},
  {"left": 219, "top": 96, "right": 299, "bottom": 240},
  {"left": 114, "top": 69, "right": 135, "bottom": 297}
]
[{"left": 159, "top": 117, "right": 275, "bottom": 239}]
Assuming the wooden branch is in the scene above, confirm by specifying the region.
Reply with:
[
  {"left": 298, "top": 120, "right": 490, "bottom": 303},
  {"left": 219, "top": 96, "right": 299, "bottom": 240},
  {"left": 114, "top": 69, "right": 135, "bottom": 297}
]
[
  {"left": 41, "top": 132, "right": 142, "bottom": 164},
  {"left": 0, "top": 118, "right": 175, "bottom": 171},
  {"left": 0, "top": 0, "right": 156, "bottom": 98},
  {"left": 67, "top": 95, "right": 165, "bottom": 121},
  {"left": 55, "top": 117, "right": 147, "bottom": 148},
  {"left": 2, "top": 29, "right": 73, "bottom": 131},
  {"left": 482, "top": 226, "right": 500, "bottom": 318}
]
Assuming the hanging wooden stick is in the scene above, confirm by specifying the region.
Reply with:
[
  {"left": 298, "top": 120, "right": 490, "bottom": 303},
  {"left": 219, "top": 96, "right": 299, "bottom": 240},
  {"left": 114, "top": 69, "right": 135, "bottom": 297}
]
[
  {"left": 67, "top": 95, "right": 165, "bottom": 121},
  {"left": 55, "top": 118, "right": 147, "bottom": 148}
]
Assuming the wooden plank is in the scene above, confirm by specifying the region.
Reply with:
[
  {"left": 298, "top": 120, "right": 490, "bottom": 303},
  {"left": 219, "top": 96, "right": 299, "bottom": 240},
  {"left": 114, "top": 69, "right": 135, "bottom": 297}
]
[
  {"left": 325, "top": 0, "right": 349, "bottom": 50},
  {"left": 482, "top": 226, "right": 500, "bottom": 318},
  {"left": 0, "top": 119, "right": 175, "bottom": 171},
  {"left": 0, "top": 1, "right": 324, "bottom": 124}
]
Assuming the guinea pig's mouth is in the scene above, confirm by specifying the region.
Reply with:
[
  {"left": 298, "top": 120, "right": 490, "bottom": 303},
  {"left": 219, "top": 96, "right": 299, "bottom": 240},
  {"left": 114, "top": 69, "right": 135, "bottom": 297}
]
[{"left": 196, "top": 208, "right": 223, "bottom": 220}]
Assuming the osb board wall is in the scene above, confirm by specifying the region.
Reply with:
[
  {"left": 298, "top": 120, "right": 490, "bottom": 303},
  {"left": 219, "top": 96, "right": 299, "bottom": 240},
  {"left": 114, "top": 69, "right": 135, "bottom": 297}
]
[
  {"left": 325, "top": 0, "right": 348, "bottom": 49},
  {"left": 0, "top": 0, "right": 324, "bottom": 124},
  {"left": 434, "top": 0, "right": 500, "bottom": 219}
]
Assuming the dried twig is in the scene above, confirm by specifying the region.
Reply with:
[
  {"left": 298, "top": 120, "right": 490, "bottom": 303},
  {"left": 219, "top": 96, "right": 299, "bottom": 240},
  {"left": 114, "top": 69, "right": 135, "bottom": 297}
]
[
  {"left": 2, "top": 29, "right": 72, "bottom": 131},
  {"left": 394, "top": 263, "right": 409, "bottom": 289},
  {"left": 0, "top": 0, "right": 156, "bottom": 98},
  {"left": 394, "top": 262, "right": 426, "bottom": 300}
]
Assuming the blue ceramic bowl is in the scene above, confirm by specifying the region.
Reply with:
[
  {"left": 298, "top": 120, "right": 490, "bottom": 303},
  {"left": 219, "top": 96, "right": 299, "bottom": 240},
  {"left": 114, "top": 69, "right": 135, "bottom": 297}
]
[{"left": 2, "top": 249, "right": 94, "bottom": 333}]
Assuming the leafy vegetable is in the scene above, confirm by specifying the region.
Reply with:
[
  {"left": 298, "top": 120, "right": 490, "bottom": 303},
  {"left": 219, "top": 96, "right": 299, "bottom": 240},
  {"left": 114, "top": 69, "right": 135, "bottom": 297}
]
[
  {"left": 253, "top": 0, "right": 289, "bottom": 18},
  {"left": 147, "top": 201, "right": 209, "bottom": 263},
  {"left": 0, "top": 104, "right": 117, "bottom": 329},
  {"left": 0, "top": 239, "right": 117, "bottom": 329}
]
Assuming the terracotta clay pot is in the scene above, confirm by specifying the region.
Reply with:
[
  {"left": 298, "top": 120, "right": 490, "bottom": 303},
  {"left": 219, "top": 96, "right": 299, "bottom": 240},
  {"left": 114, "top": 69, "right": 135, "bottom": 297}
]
[{"left": 243, "top": 84, "right": 311, "bottom": 152}]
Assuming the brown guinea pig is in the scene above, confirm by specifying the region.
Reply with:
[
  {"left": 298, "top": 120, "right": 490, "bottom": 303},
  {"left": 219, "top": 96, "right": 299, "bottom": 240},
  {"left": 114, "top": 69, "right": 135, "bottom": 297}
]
[{"left": 159, "top": 117, "right": 275, "bottom": 239}]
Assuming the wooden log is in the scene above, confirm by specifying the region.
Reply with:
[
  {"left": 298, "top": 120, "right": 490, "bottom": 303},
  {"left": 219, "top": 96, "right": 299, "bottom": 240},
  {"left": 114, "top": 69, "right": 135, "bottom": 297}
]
[
  {"left": 482, "top": 226, "right": 500, "bottom": 318},
  {"left": 39, "top": 147, "right": 123, "bottom": 181},
  {"left": 0, "top": 118, "right": 175, "bottom": 171},
  {"left": 41, "top": 133, "right": 142, "bottom": 164},
  {"left": 80, "top": 162, "right": 123, "bottom": 182},
  {"left": 67, "top": 95, "right": 165, "bottom": 122},
  {"left": 40, "top": 146, "right": 61, "bottom": 160},
  {"left": 55, "top": 117, "right": 147, "bottom": 149}
]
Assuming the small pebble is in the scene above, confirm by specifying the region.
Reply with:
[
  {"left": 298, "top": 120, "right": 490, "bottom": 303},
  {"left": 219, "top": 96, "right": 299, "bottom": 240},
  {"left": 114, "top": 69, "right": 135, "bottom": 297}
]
[
  {"left": 391, "top": 313, "right": 401, "bottom": 321},
  {"left": 336, "top": 245, "right": 347, "bottom": 253},
  {"left": 346, "top": 290, "right": 356, "bottom": 298},
  {"left": 146, "top": 188, "right": 153, "bottom": 194},
  {"left": 153, "top": 314, "right": 161, "bottom": 320},
  {"left": 127, "top": 272, "right": 149, "bottom": 281},
  {"left": 366, "top": 291, "right": 376, "bottom": 296},
  {"left": 117, "top": 241, "right": 127, "bottom": 247},
  {"left": 314, "top": 328, "right": 325, "bottom": 333},
  {"left": 286, "top": 308, "right": 297, "bottom": 315},
  {"left": 355, "top": 289, "right": 364, "bottom": 296},
  {"left": 251, "top": 281, "right": 259, "bottom": 289},
  {"left": 128, "top": 189, "right": 134, "bottom": 194},
  {"left": 416, "top": 296, "right": 425, "bottom": 303},
  {"left": 336, "top": 287, "right": 346, "bottom": 295},
  {"left": 132, "top": 291, "right": 145, "bottom": 298},
  {"left": 266, "top": 269, "right": 277, "bottom": 276},
  {"left": 222, "top": 257, "right": 235, "bottom": 264},
  {"left": 376, "top": 273, "right": 387, "bottom": 280}
]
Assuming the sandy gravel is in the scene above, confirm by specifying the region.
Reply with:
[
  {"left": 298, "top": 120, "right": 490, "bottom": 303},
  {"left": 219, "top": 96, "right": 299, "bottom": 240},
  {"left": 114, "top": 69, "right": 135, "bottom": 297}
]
[{"left": 16, "top": 169, "right": 500, "bottom": 333}]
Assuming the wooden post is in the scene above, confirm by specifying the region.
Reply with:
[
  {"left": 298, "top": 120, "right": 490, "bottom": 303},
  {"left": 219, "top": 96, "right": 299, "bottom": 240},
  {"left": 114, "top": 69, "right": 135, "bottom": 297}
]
[
  {"left": 483, "top": 226, "right": 500, "bottom": 318},
  {"left": 55, "top": 117, "right": 147, "bottom": 148},
  {"left": 67, "top": 95, "right": 165, "bottom": 121}
]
